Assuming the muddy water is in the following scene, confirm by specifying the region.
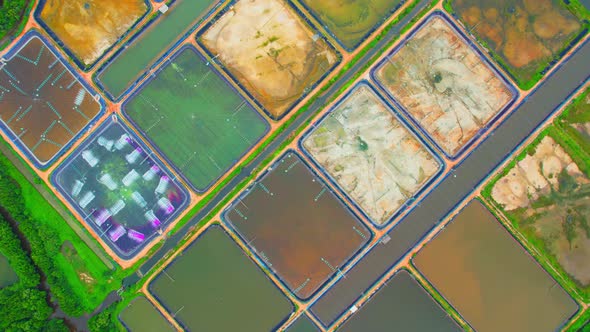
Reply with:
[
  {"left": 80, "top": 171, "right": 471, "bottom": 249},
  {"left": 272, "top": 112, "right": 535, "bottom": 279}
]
[
  {"left": 225, "top": 151, "right": 370, "bottom": 299},
  {"left": 149, "top": 226, "right": 292, "bottom": 331},
  {"left": 338, "top": 270, "right": 461, "bottom": 332},
  {"left": 119, "top": 296, "right": 174, "bottom": 332},
  {"left": 414, "top": 200, "right": 578, "bottom": 332},
  {"left": 0, "top": 36, "right": 101, "bottom": 163},
  {"left": 0, "top": 253, "right": 18, "bottom": 288}
]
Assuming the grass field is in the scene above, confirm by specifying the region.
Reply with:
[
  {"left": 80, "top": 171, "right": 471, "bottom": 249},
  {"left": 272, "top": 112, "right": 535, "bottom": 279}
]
[
  {"left": 97, "top": 0, "right": 218, "bottom": 99},
  {"left": 124, "top": 47, "right": 268, "bottom": 192},
  {"left": 557, "top": 86, "right": 590, "bottom": 156}
]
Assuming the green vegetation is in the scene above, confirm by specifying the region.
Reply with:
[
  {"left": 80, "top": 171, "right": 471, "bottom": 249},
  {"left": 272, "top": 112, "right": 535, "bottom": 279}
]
[
  {"left": 482, "top": 125, "right": 590, "bottom": 301},
  {"left": 0, "top": 211, "right": 67, "bottom": 330},
  {"left": 557, "top": 86, "right": 590, "bottom": 158},
  {"left": 0, "top": 142, "right": 130, "bottom": 316},
  {"left": 444, "top": 0, "right": 589, "bottom": 90},
  {"left": 0, "top": 0, "right": 29, "bottom": 43}
]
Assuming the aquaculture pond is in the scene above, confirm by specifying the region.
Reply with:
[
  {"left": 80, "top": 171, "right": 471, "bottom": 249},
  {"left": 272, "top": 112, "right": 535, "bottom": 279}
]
[
  {"left": 299, "top": 0, "right": 405, "bottom": 50},
  {"left": 52, "top": 119, "right": 189, "bottom": 259},
  {"left": 124, "top": 47, "right": 268, "bottom": 192},
  {"left": 98, "top": 0, "right": 219, "bottom": 98},
  {"left": 0, "top": 254, "right": 18, "bottom": 289},
  {"left": 119, "top": 296, "right": 174, "bottom": 332},
  {"left": 224, "top": 151, "right": 371, "bottom": 299},
  {"left": 149, "top": 226, "right": 293, "bottom": 331},
  {"left": 0, "top": 35, "right": 101, "bottom": 166},
  {"left": 414, "top": 200, "right": 578, "bottom": 332}
]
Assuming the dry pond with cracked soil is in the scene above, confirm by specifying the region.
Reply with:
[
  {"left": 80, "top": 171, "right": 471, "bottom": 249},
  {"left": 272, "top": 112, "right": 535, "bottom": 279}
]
[{"left": 374, "top": 15, "right": 514, "bottom": 157}]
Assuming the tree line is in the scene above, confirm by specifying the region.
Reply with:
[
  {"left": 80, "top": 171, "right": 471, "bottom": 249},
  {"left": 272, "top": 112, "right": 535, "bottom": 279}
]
[
  {"left": 0, "top": 207, "right": 67, "bottom": 330},
  {"left": 0, "top": 163, "right": 85, "bottom": 318},
  {"left": 0, "top": 0, "right": 28, "bottom": 41}
]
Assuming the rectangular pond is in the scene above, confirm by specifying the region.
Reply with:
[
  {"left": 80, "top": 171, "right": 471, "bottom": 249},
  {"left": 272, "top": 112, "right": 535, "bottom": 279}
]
[
  {"left": 337, "top": 270, "right": 461, "bottom": 332},
  {"left": 119, "top": 296, "right": 174, "bottom": 332},
  {"left": 37, "top": 0, "right": 148, "bottom": 66},
  {"left": 51, "top": 118, "right": 189, "bottom": 260},
  {"left": 224, "top": 151, "right": 371, "bottom": 300},
  {"left": 149, "top": 226, "right": 293, "bottom": 331},
  {"left": 301, "top": 82, "right": 441, "bottom": 226},
  {"left": 123, "top": 46, "right": 268, "bottom": 192},
  {"left": 0, "top": 34, "right": 102, "bottom": 167},
  {"left": 414, "top": 200, "right": 579, "bottom": 332},
  {"left": 199, "top": 0, "right": 340, "bottom": 119},
  {"left": 97, "top": 0, "right": 219, "bottom": 99}
]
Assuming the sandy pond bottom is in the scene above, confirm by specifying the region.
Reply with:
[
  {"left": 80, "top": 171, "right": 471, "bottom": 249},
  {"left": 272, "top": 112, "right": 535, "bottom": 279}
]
[
  {"left": 414, "top": 200, "right": 578, "bottom": 332},
  {"left": 375, "top": 15, "right": 514, "bottom": 156},
  {"left": 39, "top": 0, "right": 147, "bottom": 65},
  {"left": 201, "top": 0, "right": 338, "bottom": 118},
  {"left": 302, "top": 83, "right": 440, "bottom": 225},
  {"left": 149, "top": 226, "right": 293, "bottom": 331}
]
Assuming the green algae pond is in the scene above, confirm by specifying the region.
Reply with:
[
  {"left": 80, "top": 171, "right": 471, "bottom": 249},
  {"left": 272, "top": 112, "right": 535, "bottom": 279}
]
[
  {"left": 149, "top": 226, "right": 293, "bottom": 331},
  {"left": 97, "top": 0, "right": 219, "bottom": 99},
  {"left": 0, "top": 254, "right": 18, "bottom": 289},
  {"left": 123, "top": 47, "right": 268, "bottom": 192},
  {"left": 119, "top": 296, "right": 174, "bottom": 332}
]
